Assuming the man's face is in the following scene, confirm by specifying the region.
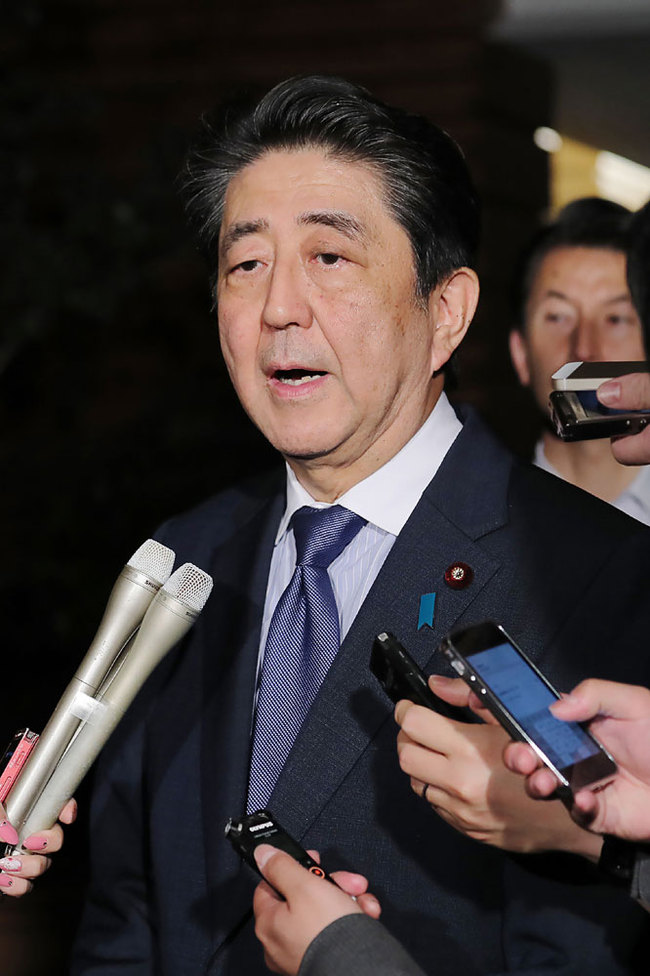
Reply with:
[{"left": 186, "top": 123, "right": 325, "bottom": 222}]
[
  {"left": 217, "top": 149, "right": 449, "bottom": 479},
  {"left": 510, "top": 246, "right": 644, "bottom": 414}
]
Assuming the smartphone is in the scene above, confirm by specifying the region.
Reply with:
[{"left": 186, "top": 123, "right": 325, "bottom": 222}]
[
  {"left": 552, "top": 361, "right": 649, "bottom": 390},
  {"left": 370, "top": 632, "right": 456, "bottom": 718},
  {"left": 549, "top": 361, "right": 650, "bottom": 442},
  {"left": 225, "top": 809, "right": 334, "bottom": 888},
  {"left": 438, "top": 621, "right": 617, "bottom": 792}
]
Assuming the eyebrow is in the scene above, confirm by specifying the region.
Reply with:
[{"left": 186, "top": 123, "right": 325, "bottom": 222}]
[
  {"left": 605, "top": 293, "right": 634, "bottom": 305},
  {"left": 542, "top": 289, "right": 633, "bottom": 304},
  {"left": 297, "top": 210, "right": 368, "bottom": 242},
  {"left": 219, "top": 219, "right": 269, "bottom": 259},
  {"left": 219, "top": 209, "right": 368, "bottom": 261}
]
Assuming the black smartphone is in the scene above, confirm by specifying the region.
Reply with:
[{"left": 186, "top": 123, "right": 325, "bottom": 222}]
[
  {"left": 225, "top": 809, "right": 334, "bottom": 888},
  {"left": 549, "top": 390, "right": 650, "bottom": 441},
  {"left": 370, "top": 631, "right": 456, "bottom": 718},
  {"left": 438, "top": 621, "right": 617, "bottom": 792},
  {"left": 549, "top": 361, "right": 650, "bottom": 441}
]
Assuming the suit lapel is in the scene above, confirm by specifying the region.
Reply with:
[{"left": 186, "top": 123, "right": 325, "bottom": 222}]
[
  {"left": 268, "top": 410, "right": 510, "bottom": 840},
  {"left": 196, "top": 482, "right": 285, "bottom": 948}
]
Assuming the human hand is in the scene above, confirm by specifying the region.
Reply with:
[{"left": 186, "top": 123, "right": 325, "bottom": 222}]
[
  {"left": 0, "top": 798, "right": 77, "bottom": 897},
  {"left": 395, "top": 676, "right": 601, "bottom": 858},
  {"left": 504, "top": 679, "right": 650, "bottom": 842},
  {"left": 252, "top": 845, "right": 380, "bottom": 976},
  {"left": 598, "top": 371, "right": 650, "bottom": 465}
]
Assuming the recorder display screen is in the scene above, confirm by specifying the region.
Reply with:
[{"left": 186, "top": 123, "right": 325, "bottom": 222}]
[
  {"left": 470, "top": 643, "right": 600, "bottom": 770},
  {"left": 573, "top": 389, "right": 628, "bottom": 417}
]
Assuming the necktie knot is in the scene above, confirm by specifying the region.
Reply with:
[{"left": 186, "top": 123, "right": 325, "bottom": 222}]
[{"left": 291, "top": 506, "right": 367, "bottom": 568}]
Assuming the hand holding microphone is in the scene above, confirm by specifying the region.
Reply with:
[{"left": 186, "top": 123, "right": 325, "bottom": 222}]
[
  {"left": 0, "top": 797, "right": 76, "bottom": 898},
  {"left": 7, "top": 560, "right": 213, "bottom": 852},
  {"left": 5, "top": 538, "right": 176, "bottom": 836}
]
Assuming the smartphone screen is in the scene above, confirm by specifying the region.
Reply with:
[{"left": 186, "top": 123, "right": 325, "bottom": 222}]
[
  {"left": 573, "top": 389, "right": 631, "bottom": 417},
  {"left": 468, "top": 642, "right": 601, "bottom": 771}
]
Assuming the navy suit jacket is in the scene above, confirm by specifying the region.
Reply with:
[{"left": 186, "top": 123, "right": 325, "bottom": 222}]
[{"left": 72, "top": 410, "right": 650, "bottom": 975}]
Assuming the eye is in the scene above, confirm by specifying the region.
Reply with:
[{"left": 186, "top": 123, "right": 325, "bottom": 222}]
[
  {"left": 316, "top": 252, "right": 344, "bottom": 267},
  {"left": 543, "top": 311, "right": 569, "bottom": 325},
  {"left": 232, "top": 259, "right": 261, "bottom": 273},
  {"left": 606, "top": 314, "right": 634, "bottom": 327}
]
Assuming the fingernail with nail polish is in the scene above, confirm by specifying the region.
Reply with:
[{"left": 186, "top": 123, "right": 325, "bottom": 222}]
[
  {"left": 0, "top": 821, "right": 19, "bottom": 846},
  {"left": 0, "top": 875, "right": 14, "bottom": 888},
  {"left": 0, "top": 857, "right": 21, "bottom": 872},
  {"left": 23, "top": 836, "right": 47, "bottom": 851}
]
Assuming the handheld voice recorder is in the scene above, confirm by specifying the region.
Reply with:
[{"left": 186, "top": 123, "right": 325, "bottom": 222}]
[
  {"left": 370, "top": 631, "right": 456, "bottom": 718},
  {"left": 550, "top": 361, "right": 650, "bottom": 441},
  {"left": 225, "top": 809, "right": 333, "bottom": 888}
]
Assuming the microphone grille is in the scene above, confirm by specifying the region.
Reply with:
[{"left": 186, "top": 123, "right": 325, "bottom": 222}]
[
  {"left": 128, "top": 539, "right": 176, "bottom": 585},
  {"left": 164, "top": 563, "right": 214, "bottom": 612}
]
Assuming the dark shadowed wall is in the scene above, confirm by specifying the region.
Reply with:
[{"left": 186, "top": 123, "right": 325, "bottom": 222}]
[{"left": 0, "top": 2, "right": 549, "bottom": 970}]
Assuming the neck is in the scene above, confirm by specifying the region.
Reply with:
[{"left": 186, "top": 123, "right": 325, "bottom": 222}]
[
  {"left": 541, "top": 431, "right": 639, "bottom": 503},
  {"left": 287, "top": 379, "right": 444, "bottom": 503}
]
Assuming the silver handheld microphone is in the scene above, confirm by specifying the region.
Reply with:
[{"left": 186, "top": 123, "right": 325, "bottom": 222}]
[
  {"left": 11, "top": 563, "right": 213, "bottom": 849},
  {"left": 5, "top": 539, "right": 175, "bottom": 832}
]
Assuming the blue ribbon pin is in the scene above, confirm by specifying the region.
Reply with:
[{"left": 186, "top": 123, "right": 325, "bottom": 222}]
[{"left": 417, "top": 592, "right": 436, "bottom": 630}]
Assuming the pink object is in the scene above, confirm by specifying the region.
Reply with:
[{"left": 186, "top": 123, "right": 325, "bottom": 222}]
[{"left": 0, "top": 820, "right": 19, "bottom": 846}]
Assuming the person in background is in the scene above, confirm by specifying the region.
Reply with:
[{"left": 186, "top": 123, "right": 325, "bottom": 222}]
[
  {"left": 508, "top": 197, "right": 650, "bottom": 523},
  {"left": 598, "top": 198, "right": 650, "bottom": 465},
  {"left": 504, "top": 198, "right": 650, "bottom": 908}
]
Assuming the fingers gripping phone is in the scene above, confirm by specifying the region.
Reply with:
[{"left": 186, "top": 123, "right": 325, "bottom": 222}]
[
  {"left": 225, "top": 809, "right": 335, "bottom": 891},
  {"left": 550, "top": 361, "right": 650, "bottom": 441},
  {"left": 438, "top": 621, "right": 617, "bottom": 792}
]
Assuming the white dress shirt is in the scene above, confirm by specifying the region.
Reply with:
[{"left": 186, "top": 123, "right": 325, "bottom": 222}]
[
  {"left": 533, "top": 439, "right": 650, "bottom": 528},
  {"left": 257, "top": 393, "right": 462, "bottom": 668}
]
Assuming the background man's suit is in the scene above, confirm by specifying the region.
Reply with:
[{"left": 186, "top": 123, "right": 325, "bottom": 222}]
[{"left": 72, "top": 409, "right": 650, "bottom": 975}]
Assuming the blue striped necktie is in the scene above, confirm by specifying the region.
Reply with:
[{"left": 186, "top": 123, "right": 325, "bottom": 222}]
[{"left": 247, "top": 505, "right": 366, "bottom": 812}]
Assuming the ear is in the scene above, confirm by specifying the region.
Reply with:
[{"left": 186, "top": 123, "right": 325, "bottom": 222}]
[
  {"left": 508, "top": 328, "right": 531, "bottom": 386},
  {"left": 428, "top": 268, "right": 479, "bottom": 373}
]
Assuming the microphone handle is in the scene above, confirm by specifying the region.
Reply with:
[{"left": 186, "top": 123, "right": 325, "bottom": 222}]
[
  {"left": 9, "top": 590, "right": 199, "bottom": 850},
  {"left": 5, "top": 567, "right": 157, "bottom": 829}
]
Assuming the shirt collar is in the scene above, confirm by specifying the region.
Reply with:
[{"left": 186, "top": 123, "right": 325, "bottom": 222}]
[
  {"left": 621, "top": 462, "right": 650, "bottom": 508},
  {"left": 534, "top": 437, "right": 650, "bottom": 509},
  {"left": 276, "top": 392, "right": 462, "bottom": 541}
]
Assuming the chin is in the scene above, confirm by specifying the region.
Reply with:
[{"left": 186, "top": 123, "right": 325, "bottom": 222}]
[
  {"left": 272, "top": 430, "right": 347, "bottom": 463},
  {"left": 261, "top": 418, "right": 343, "bottom": 461},
  {"left": 279, "top": 443, "right": 337, "bottom": 462}
]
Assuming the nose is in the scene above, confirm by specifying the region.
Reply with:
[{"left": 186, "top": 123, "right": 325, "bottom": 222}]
[
  {"left": 569, "top": 316, "right": 598, "bottom": 362},
  {"left": 262, "top": 258, "right": 312, "bottom": 331}
]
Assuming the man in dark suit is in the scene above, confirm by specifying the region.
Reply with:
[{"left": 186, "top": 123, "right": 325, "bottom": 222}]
[{"left": 72, "top": 76, "right": 650, "bottom": 975}]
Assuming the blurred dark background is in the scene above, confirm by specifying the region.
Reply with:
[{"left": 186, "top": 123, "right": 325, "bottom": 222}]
[{"left": 1, "top": 1, "right": 649, "bottom": 971}]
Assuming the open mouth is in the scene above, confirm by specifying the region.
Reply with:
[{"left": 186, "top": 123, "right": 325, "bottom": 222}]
[{"left": 273, "top": 368, "right": 327, "bottom": 386}]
